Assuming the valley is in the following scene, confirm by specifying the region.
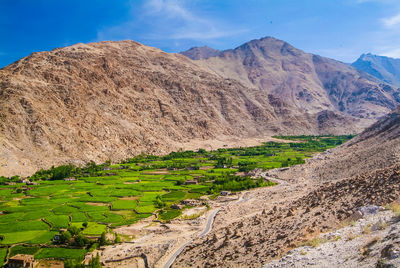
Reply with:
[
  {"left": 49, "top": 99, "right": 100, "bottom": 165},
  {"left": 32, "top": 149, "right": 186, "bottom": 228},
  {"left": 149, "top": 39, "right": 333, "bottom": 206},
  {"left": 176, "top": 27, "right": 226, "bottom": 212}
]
[
  {"left": 2, "top": 1, "right": 400, "bottom": 267},
  {"left": 0, "top": 136, "right": 352, "bottom": 266}
]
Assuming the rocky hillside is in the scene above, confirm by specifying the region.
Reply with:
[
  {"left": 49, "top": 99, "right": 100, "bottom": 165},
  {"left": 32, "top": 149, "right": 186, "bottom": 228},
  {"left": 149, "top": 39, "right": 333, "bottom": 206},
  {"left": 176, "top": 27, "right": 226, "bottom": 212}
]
[
  {"left": 0, "top": 40, "right": 358, "bottom": 177},
  {"left": 180, "top": 46, "right": 220, "bottom": 60},
  {"left": 280, "top": 107, "right": 400, "bottom": 183},
  {"left": 1, "top": 38, "right": 398, "bottom": 177},
  {"left": 352, "top": 53, "right": 400, "bottom": 87},
  {"left": 198, "top": 37, "right": 399, "bottom": 122},
  {"left": 173, "top": 107, "right": 400, "bottom": 267}
]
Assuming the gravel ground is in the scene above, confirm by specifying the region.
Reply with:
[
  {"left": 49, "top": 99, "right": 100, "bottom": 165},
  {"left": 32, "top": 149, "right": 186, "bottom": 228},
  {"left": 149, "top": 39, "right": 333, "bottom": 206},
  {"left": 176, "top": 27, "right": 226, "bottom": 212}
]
[{"left": 264, "top": 206, "right": 400, "bottom": 268}]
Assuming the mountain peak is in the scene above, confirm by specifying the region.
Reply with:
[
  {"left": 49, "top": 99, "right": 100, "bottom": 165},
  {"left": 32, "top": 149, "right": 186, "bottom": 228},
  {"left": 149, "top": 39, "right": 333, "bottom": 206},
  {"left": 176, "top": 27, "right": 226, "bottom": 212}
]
[
  {"left": 179, "top": 46, "right": 220, "bottom": 60},
  {"left": 352, "top": 53, "right": 400, "bottom": 87}
]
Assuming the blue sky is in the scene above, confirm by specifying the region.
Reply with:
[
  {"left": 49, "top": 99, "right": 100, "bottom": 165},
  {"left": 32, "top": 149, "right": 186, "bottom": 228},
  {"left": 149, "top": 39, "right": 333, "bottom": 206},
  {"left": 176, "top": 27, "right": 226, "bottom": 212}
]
[{"left": 1, "top": 0, "right": 400, "bottom": 68}]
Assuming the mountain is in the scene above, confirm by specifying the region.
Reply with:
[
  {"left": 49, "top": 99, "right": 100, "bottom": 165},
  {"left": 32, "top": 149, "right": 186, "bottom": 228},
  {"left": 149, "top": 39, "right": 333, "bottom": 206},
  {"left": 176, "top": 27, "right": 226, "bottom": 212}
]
[
  {"left": 352, "top": 53, "right": 400, "bottom": 87},
  {"left": 1, "top": 37, "right": 399, "bottom": 177},
  {"left": 197, "top": 37, "right": 400, "bottom": 121},
  {"left": 180, "top": 46, "right": 220, "bottom": 60},
  {"left": 0, "top": 40, "right": 358, "bottom": 177},
  {"left": 174, "top": 107, "right": 400, "bottom": 267}
]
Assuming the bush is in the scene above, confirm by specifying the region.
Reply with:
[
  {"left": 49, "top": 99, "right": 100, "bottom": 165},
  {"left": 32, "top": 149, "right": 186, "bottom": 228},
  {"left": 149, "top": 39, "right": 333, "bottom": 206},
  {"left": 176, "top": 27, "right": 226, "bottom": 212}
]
[
  {"left": 74, "top": 234, "right": 91, "bottom": 247},
  {"left": 67, "top": 226, "right": 81, "bottom": 236},
  {"left": 60, "top": 231, "right": 72, "bottom": 244}
]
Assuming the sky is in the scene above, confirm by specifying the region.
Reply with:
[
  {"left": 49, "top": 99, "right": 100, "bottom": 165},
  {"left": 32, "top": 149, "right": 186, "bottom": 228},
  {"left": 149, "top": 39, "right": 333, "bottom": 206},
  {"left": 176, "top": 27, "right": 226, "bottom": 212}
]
[{"left": 1, "top": 0, "right": 400, "bottom": 68}]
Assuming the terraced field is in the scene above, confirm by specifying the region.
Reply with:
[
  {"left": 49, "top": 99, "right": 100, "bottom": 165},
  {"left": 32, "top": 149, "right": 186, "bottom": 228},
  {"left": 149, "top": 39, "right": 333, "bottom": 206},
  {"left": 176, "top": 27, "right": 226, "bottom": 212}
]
[{"left": 0, "top": 135, "right": 353, "bottom": 264}]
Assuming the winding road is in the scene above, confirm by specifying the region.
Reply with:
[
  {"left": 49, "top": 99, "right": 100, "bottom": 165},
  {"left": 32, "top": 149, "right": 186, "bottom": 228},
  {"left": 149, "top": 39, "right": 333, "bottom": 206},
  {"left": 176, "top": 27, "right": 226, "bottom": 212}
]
[
  {"left": 163, "top": 191, "right": 257, "bottom": 268},
  {"left": 163, "top": 208, "right": 220, "bottom": 268}
]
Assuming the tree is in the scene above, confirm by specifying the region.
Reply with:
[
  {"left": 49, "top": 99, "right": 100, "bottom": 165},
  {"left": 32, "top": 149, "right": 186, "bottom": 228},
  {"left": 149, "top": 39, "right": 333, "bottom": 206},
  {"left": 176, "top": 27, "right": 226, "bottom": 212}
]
[
  {"left": 98, "top": 232, "right": 107, "bottom": 246},
  {"left": 88, "top": 253, "right": 102, "bottom": 268},
  {"left": 64, "top": 259, "right": 85, "bottom": 268},
  {"left": 155, "top": 195, "right": 166, "bottom": 208},
  {"left": 75, "top": 234, "right": 90, "bottom": 247},
  {"left": 114, "top": 233, "right": 121, "bottom": 243},
  {"left": 60, "top": 231, "right": 72, "bottom": 244},
  {"left": 68, "top": 226, "right": 81, "bottom": 236},
  {"left": 51, "top": 164, "right": 74, "bottom": 180},
  {"left": 82, "top": 222, "right": 88, "bottom": 228}
]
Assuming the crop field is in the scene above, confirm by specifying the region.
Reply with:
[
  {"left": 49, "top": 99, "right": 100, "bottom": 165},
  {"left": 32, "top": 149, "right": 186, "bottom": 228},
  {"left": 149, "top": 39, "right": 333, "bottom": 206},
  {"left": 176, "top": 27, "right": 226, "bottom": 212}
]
[{"left": 0, "top": 135, "right": 353, "bottom": 262}]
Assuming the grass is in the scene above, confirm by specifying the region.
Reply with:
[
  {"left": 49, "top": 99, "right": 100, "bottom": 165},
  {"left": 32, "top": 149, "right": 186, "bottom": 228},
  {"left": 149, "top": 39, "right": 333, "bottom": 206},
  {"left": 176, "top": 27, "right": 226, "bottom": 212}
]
[
  {"left": 0, "top": 247, "right": 7, "bottom": 267},
  {"left": 81, "top": 222, "right": 107, "bottom": 236},
  {"left": 161, "top": 191, "right": 186, "bottom": 201},
  {"left": 159, "top": 209, "right": 181, "bottom": 221},
  {"left": 34, "top": 248, "right": 86, "bottom": 260},
  {"left": 385, "top": 202, "right": 400, "bottom": 217},
  {"left": 10, "top": 245, "right": 40, "bottom": 257},
  {"left": 300, "top": 237, "right": 329, "bottom": 248},
  {"left": 0, "top": 230, "right": 49, "bottom": 244},
  {"left": 45, "top": 215, "right": 70, "bottom": 229},
  {"left": 111, "top": 200, "right": 137, "bottom": 210},
  {"left": 136, "top": 204, "right": 157, "bottom": 214}
]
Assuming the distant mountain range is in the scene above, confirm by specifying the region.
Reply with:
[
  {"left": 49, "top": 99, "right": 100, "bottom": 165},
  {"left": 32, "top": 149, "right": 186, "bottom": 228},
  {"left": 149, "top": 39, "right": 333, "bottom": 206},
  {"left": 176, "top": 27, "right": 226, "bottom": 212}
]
[
  {"left": 352, "top": 53, "right": 400, "bottom": 87},
  {"left": 181, "top": 37, "right": 399, "bottom": 121},
  {"left": 1, "top": 37, "right": 399, "bottom": 176}
]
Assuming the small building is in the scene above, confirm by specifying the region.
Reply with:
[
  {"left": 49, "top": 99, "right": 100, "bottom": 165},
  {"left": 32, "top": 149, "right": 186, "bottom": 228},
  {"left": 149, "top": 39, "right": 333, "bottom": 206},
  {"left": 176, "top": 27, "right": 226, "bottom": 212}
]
[
  {"left": 181, "top": 199, "right": 198, "bottom": 206},
  {"left": 185, "top": 179, "right": 198, "bottom": 185},
  {"left": 105, "top": 172, "right": 117, "bottom": 176},
  {"left": 220, "top": 191, "right": 231, "bottom": 196},
  {"left": 103, "top": 167, "right": 112, "bottom": 171},
  {"left": 64, "top": 177, "right": 76, "bottom": 181},
  {"left": 26, "top": 181, "right": 38, "bottom": 185},
  {"left": 7, "top": 254, "right": 36, "bottom": 268},
  {"left": 171, "top": 204, "right": 183, "bottom": 209}
]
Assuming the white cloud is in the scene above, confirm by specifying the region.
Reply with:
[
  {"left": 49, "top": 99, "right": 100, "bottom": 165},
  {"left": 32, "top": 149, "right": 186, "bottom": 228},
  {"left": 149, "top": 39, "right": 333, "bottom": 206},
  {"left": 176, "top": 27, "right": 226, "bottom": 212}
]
[
  {"left": 381, "top": 47, "right": 400, "bottom": 58},
  {"left": 97, "top": 0, "right": 247, "bottom": 43},
  {"left": 382, "top": 13, "right": 400, "bottom": 27}
]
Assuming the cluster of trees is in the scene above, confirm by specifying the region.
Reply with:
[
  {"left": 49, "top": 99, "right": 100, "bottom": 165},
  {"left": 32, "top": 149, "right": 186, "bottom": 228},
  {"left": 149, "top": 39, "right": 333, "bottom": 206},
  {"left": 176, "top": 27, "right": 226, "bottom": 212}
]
[
  {"left": 162, "top": 150, "right": 197, "bottom": 160},
  {"left": 123, "top": 154, "right": 161, "bottom": 164},
  {"left": 58, "top": 225, "right": 91, "bottom": 247},
  {"left": 28, "top": 160, "right": 113, "bottom": 181},
  {"left": 238, "top": 161, "right": 257, "bottom": 172},
  {"left": 280, "top": 157, "right": 305, "bottom": 167},
  {"left": 213, "top": 156, "right": 233, "bottom": 168},
  {"left": 58, "top": 224, "right": 111, "bottom": 249},
  {"left": 0, "top": 175, "right": 20, "bottom": 184},
  {"left": 211, "top": 173, "right": 268, "bottom": 192}
]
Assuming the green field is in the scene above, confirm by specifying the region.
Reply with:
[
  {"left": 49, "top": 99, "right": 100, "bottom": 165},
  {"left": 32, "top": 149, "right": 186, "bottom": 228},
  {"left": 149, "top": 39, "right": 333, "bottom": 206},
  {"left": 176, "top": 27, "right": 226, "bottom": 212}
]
[
  {"left": 34, "top": 248, "right": 87, "bottom": 260},
  {"left": 0, "top": 247, "right": 7, "bottom": 267},
  {"left": 0, "top": 135, "right": 353, "bottom": 262}
]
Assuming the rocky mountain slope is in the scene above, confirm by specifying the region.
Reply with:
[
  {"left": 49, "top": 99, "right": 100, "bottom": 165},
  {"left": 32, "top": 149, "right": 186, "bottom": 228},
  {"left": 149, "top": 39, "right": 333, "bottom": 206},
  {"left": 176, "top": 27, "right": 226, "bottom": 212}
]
[
  {"left": 1, "top": 37, "right": 399, "bottom": 177},
  {"left": 179, "top": 46, "right": 220, "bottom": 60},
  {"left": 189, "top": 37, "right": 399, "bottom": 122},
  {"left": 352, "top": 53, "right": 400, "bottom": 87},
  {"left": 0, "top": 40, "right": 358, "bottom": 177},
  {"left": 173, "top": 107, "right": 400, "bottom": 267}
]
